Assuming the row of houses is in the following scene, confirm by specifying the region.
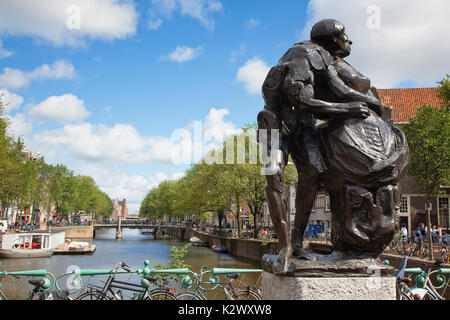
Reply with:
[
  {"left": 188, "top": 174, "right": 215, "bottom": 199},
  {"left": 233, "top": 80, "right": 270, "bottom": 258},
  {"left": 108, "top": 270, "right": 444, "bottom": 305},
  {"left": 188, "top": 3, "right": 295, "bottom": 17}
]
[
  {"left": 1, "top": 195, "right": 128, "bottom": 227},
  {"left": 209, "top": 87, "right": 449, "bottom": 238}
]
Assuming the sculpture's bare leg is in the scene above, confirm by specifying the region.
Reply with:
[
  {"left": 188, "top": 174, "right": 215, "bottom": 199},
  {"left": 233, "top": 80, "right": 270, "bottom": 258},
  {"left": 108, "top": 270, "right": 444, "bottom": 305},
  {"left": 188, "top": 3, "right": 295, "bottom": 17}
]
[
  {"left": 264, "top": 164, "right": 292, "bottom": 275},
  {"left": 291, "top": 163, "right": 320, "bottom": 259}
]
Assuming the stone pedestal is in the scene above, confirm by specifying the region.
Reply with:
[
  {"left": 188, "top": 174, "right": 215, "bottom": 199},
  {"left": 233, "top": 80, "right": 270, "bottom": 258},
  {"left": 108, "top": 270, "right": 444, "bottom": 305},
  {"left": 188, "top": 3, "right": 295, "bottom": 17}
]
[{"left": 261, "top": 253, "right": 397, "bottom": 300}]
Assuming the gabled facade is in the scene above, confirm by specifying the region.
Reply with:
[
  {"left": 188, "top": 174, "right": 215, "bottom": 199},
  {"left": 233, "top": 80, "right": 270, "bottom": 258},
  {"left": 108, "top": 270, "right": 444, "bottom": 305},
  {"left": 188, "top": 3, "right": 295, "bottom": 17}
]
[{"left": 110, "top": 198, "right": 128, "bottom": 221}]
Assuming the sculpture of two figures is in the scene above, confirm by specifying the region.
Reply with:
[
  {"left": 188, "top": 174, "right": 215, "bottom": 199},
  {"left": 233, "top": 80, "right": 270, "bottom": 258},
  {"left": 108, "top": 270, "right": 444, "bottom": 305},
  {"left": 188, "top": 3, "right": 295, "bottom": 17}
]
[{"left": 257, "top": 19, "right": 410, "bottom": 275}]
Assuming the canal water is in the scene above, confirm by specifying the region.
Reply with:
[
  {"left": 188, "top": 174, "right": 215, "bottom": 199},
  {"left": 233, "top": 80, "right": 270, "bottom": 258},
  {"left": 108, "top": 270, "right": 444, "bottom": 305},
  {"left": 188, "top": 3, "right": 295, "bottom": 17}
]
[{"left": 0, "top": 228, "right": 261, "bottom": 300}]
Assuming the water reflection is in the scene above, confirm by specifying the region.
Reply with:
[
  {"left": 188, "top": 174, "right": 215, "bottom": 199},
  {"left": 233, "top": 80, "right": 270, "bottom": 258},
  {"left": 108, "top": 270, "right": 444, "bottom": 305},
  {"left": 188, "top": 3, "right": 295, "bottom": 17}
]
[{"left": 0, "top": 228, "right": 261, "bottom": 300}]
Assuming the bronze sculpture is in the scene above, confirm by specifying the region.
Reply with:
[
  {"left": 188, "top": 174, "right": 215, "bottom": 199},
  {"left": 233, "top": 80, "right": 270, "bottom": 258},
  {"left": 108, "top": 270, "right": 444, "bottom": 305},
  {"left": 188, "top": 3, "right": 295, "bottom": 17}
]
[{"left": 258, "top": 19, "right": 409, "bottom": 275}]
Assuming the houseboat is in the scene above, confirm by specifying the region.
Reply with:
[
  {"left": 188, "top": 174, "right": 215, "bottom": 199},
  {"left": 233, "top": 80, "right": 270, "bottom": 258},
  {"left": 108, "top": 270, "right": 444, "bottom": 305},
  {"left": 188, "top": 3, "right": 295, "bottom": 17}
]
[
  {"left": 189, "top": 236, "right": 207, "bottom": 247},
  {"left": 0, "top": 231, "right": 65, "bottom": 258},
  {"left": 141, "top": 228, "right": 154, "bottom": 235},
  {"left": 53, "top": 240, "right": 96, "bottom": 255}
]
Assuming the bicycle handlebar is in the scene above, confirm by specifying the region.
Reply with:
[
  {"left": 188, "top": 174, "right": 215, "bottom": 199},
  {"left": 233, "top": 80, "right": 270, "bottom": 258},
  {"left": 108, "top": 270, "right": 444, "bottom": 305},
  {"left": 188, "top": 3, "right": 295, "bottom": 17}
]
[
  {"left": 439, "top": 268, "right": 450, "bottom": 275},
  {"left": 0, "top": 269, "right": 56, "bottom": 293},
  {"left": 404, "top": 268, "right": 424, "bottom": 275},
  {"left": 0, "top": 269, "right": 49, "bottom": 277},
  {"left": 212, "top": 268, "right": 263, "bottom": 275}
]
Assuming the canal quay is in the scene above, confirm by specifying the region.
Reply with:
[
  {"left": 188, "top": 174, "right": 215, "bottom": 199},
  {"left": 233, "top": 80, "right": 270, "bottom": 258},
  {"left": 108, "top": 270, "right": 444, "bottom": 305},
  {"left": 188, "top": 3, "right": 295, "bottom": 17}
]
[
  {"left": 2, "top": 222, "right": 449, "bottom": 301},
  {"left": 0, "top": 227, "right": 261, "bottom": 300}
]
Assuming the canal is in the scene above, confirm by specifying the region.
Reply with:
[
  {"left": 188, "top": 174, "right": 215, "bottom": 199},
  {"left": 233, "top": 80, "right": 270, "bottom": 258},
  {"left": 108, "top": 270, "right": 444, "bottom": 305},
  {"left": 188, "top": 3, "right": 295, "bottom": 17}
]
[{"left": 0, "top": 228, "right": 261, "bottom": 300}]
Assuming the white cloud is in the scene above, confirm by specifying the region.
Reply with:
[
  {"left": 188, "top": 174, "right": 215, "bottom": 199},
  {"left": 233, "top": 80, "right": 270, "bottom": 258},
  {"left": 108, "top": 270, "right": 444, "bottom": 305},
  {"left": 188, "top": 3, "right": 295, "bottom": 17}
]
[
  {"left": 74, "top": 163, "right": 174, "bottom": 215},
  {"left": 0, "top": 59, "right": 75, "bottom": 90},
  {"left": 246, "top": 18, "right": 260, "bottom": 29},
  {"left": 302, "top": 0, "right": 450, "bottom": 88},
  {"left": 0, "top": 89, "right": 23, "bottom": 113},
  {"left": 27, "top": 107, "right": 239, "bottom": 214},
  {"left": 235, "top": 57, "right": 270, "bottom": 94},
  {"left": 171, "top": 172, "right": 185, "bottom": 180},
  {"left": 0, "top": 40, "right": 13, "bottom": 59},
  {"left": 32, "top": 122, "right": 150, "bottom": 163},
  {"left": 104, "top": 170, "right": 184, "bottom": 214},
  {"left": 74, "top": 162, "right": 189, "bottom": 215},
  {"left": 5, "top": 112, "right": 32, "bottom": 138},
  {"left": 0, "top": 0, "right": 138, "bottom": 47},
  {"left": 148, "top": 0, "right": 223, "bottom": 31},
  {"left": 147, "top": 18, "right": 163, "bottom": 30},
  {"left": 162, "top": 45, "right": 204, "bottom": 63},
  {"left": 29, "top": 94, "right": 91, "bottom": 123},
  {"left": 30, "top": 107, "right": 238, "bottom": 165},
  {"left": 229, "top": 44, "right": 246, "bottom": 63}
]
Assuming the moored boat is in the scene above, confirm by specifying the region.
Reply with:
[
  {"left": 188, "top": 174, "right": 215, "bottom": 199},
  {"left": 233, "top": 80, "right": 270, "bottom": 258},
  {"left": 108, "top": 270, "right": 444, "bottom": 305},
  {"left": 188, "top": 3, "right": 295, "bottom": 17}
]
[
  {"left": 53, "top": 241, "right": 96, "bottom": 255},
  {"left": 189, "top": 236, "right": 207, "bottom": 247},
  {"left": 0, "top": 248, "right": 53, "bottom": 258},
  {"left": 211, "top": 244, "right": 228, "bottom": 253},
  {"left": 0, "top": 231, "right": 65, "bottom": 259},
  {"left": 141, "top": 228, "right": 154, "bottom": 235}
]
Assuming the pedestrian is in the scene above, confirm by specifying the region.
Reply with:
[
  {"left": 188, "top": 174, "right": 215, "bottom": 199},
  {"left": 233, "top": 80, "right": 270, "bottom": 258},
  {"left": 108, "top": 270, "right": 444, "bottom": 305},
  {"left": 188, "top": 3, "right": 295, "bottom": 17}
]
[
  {"left": 431, "top": 225, "right": 438, "bottom": 243},
  {"left": 437, "top": 225, "right": 443, "bottom": 243},
  {"left": 400, "top": 223, "right": 408, "bottom": 239},
  {"left": 416, "top": 223, "right": 427, "bottom": 240},
  {"left": 443, "top": 232, "right": 450, "bottom": 245}
]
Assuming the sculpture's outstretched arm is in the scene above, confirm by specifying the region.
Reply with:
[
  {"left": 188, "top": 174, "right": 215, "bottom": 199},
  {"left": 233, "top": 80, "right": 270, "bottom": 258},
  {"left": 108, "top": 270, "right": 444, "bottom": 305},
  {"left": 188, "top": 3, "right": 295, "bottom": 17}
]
[
  {"left": 325, "top": 66, "right": 383, "bottom": 116},
  {"left": 284, "top": 78, "right": 370, "bottom": 119}
]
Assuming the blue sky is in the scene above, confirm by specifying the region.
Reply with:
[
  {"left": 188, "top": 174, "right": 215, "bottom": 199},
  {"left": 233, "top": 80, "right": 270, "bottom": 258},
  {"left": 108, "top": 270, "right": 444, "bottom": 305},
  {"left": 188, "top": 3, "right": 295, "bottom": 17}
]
[{"left": 1, "top": 0, "right": 449, "bottom": 214}]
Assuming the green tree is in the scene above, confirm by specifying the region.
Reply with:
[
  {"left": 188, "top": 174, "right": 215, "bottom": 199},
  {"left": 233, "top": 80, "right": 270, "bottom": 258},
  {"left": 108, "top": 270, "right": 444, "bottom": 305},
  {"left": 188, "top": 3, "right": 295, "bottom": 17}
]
[
  {"left": 437, "top": 74, "right": 450, "bottom": 110},
  {"left": 402, "top": 81, "right": 450, "bottom": 259},
  {"left": 148, "top": 243, "right": 191, "bottom": 287},
  {"left": 140, "top": 180, "right": 178, "bottom": 220},
  {"left": 0, "top": 98, "right": 29, "bottom": 217},
  {"left": 47, "top": 164, "right": 76, "bottom": 218}
]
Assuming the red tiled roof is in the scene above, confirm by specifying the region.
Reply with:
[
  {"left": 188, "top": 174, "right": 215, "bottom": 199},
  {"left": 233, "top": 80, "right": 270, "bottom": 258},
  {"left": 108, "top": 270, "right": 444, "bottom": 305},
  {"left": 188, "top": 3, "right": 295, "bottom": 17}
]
[{"left": 377, "top": 87, "right": 443, "bottom": 123}]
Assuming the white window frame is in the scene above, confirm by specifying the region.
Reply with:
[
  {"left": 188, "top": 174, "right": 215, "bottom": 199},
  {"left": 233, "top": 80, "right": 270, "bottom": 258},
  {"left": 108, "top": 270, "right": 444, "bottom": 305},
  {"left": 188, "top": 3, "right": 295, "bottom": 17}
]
[
  {"left": 400, "top": 196, "right": 409, "bottom": 215},
  {"left": 438, "top": 196, "right": 449, "bottom": 229}
]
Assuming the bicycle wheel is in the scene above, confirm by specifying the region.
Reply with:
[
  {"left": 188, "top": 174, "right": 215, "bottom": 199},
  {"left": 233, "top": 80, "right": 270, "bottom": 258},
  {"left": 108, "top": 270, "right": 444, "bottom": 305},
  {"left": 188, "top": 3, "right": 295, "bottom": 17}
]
[
  {"left": 230, "top": 289, "right": 262, "bottom": 300},
  {"left": 146, "top": 289, "right": 177, "bottom": 300},
  {"left": 399, "top": 291, "right": 412, "bottom": 300},
  {"left": 76, "top": 291, "right": 110, "bottom": 300},
  {"left": 176, "top": 291, "right": 204, "bottom": 300},
  {"left": 405, "top": 288, "right": 438, "bottom": 300}
]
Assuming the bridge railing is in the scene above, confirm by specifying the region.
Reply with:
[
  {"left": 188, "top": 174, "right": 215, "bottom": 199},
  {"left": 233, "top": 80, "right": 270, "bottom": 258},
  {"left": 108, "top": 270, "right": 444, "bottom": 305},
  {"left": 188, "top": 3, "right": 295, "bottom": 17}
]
[
  {"left": 93, "top": 219, "right": 187, "bottom": 228},
  {"left": 47, "top": 221, "right": 92, "bottom": 227}
]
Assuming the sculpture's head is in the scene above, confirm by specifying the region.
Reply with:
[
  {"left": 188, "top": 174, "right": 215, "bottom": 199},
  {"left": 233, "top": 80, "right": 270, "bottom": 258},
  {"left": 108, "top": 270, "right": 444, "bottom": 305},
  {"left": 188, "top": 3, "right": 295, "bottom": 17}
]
[{"left": 310, "top": 19, "right": 352, "bottom": 58}]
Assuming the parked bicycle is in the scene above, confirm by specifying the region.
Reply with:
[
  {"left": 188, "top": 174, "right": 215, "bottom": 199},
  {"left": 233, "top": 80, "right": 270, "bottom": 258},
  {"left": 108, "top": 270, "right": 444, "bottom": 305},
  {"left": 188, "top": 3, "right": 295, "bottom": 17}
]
[
  {"left": 175, "top": 266, "right": 262, "bottom": 300},
  {"left": 393, "top": 257, "right": 450, "bottom": 300},
  {"left": 438, "top": 243, "right": 450, "bottom": 263},
  {"left": 0, "top": 264, "right": 57, "bottom": 300},
  {"left": 71, "top": 261, "right": 177, "bottom": 300}
]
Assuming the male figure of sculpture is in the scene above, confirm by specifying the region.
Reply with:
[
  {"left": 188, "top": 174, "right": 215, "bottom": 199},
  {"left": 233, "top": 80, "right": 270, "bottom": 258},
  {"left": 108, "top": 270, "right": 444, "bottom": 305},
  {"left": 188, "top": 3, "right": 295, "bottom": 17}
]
[{"left": 258, "top": 19, "right": 409, "bottom": 275}]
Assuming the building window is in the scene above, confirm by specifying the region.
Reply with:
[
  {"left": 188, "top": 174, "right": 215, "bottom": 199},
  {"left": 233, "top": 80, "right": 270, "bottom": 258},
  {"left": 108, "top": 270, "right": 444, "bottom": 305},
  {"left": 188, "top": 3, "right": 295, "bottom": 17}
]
[
  {"left": 325, "top": 196, "right": 331, "bottom": 211},
  {"left": 315, "top": 196, "right": 325, "bottom": 209},
  {"left": 438, "top": 197, "right": 449, "bottom": 229},
  {"left": 400, "top": 196, "right": 408, "bottom": 214}
]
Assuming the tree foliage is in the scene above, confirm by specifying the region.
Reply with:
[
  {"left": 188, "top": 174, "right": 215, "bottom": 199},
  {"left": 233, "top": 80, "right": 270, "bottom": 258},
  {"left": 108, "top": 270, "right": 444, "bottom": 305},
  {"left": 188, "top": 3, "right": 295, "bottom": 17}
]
[
  {"left": 401, "top": 77, "right": 450, "bottom": 259},
  {"left": 0, "top": 95, "right": 113, "bottom": 219},
  {"left": 403, "top": 104, "right": 450, "bottom": 198},
  {"left": 139, "top": 126, "right": 297, "bottom": 238}
]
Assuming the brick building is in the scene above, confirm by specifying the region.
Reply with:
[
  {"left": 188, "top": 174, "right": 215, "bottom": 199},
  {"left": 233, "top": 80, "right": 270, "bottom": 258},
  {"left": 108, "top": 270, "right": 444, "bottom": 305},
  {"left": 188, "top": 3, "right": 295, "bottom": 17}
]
[
  {"left": 378, "top": 87, "right": 449, "bottom": 235},
  {"left": 111, "top": 198, "right": 128, "bottom": 221}
]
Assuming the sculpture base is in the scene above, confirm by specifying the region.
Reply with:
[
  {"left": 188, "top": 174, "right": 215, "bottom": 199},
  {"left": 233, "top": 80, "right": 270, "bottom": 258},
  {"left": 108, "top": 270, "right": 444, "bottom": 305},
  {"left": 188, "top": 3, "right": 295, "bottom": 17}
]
[{"left": 261, "top": 253, "right": 396, "bottom": 300}]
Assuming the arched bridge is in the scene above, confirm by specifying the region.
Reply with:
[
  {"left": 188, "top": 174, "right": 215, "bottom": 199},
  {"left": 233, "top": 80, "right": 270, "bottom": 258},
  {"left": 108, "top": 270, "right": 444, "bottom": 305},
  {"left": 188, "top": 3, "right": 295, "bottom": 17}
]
[{"left": 93, "top": 221, "right": 187, "bottom": 240}]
